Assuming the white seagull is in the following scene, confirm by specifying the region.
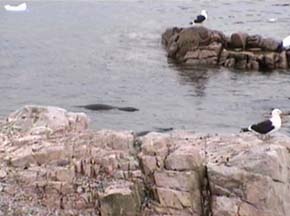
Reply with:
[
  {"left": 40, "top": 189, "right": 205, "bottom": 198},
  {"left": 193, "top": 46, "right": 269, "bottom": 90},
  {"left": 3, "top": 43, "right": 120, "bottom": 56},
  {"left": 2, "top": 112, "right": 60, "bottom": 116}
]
[
  {"left": 190, "top": 10, "right": 208, "bottom": 25},
  {"left": 4, "top": 2, "right": 27, "bottom": 12},
  {"left": 241, "top": 108, "right": 282, "bottom": 138}
]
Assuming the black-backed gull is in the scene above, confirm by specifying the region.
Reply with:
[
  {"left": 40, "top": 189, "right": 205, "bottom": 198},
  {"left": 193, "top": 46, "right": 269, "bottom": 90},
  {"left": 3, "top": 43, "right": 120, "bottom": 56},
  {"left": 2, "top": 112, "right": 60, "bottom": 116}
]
[
  {"left": 190, "top": 10, "right": 207, "bottom": 25},
  {"left": 241, "top": 108, "right": 282, "bottom": 137}
]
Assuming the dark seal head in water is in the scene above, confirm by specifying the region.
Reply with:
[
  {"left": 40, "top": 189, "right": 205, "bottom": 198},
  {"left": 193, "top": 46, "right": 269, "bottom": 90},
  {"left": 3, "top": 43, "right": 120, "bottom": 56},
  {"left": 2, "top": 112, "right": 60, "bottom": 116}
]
[{"left": 76, "top": 104, "right": 139, "bottom": 112}]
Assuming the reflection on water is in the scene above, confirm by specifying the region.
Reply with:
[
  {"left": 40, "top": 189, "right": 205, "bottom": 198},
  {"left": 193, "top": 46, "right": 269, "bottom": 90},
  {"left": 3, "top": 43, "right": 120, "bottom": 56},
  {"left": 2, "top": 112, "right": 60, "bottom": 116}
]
[
  {"left": 169, "top": 63, "right": 212, "bottom": 97},
  {"left": 0, "top": 0, "right": 290, "bottom": 134}
]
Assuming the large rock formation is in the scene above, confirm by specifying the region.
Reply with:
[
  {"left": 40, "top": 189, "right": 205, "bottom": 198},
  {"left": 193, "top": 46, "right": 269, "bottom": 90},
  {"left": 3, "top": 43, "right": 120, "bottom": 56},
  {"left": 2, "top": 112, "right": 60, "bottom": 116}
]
[
  {"left": 162, "top": 26, "right": 289, "bottom": 70},
  {"left": 1, "top": 105, "right": 290, "bottom": 215}
]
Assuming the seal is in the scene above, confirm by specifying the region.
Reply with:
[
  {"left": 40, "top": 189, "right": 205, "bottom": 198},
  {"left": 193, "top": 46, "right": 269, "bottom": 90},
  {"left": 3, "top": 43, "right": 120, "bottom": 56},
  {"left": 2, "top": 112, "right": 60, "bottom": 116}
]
[{"left": 76, "top": 104, "right": 139, "bottom": 112}]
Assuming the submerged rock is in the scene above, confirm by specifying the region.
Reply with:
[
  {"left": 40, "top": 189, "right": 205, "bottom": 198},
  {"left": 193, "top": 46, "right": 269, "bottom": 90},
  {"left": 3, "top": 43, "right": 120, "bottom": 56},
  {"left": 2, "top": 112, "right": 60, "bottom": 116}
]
[
  {"left": 1, "top": 106, "right": 290, "bottom": 215},
  {"left": 162, "top": 26, "right": 287, "bottom": 70}
]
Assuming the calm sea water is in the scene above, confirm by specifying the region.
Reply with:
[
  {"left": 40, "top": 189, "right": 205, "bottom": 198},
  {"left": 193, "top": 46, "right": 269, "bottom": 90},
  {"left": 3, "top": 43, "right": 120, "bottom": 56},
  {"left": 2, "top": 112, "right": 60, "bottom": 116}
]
[{"left": 1, "top": 0, "right": 290, "bottom": 134}]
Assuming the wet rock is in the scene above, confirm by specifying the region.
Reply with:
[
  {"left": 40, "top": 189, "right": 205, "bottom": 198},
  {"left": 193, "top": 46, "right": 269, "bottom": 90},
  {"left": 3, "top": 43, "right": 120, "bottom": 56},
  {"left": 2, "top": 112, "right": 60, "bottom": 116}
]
[
  {"left": 168, "top": 41, "right": 178, "bottom": 57},
  {"left": 161, "top": 27, "right": 183, "bottom": 47},
  {"left": 286, "top": 51, "right": 290, "bottom": 67},
  {"left": 247, "top": 34, "right": 263, "bottom": 49},
  {"left": 260, "top": 37, "right": 281, "bottom": 51},
  {"left": 219, "top": 49, "right": 229, "bottom": 65},
  {"left": 278, "top": 51, "right": 288, "bottom": 69},
  {"left": 248, "top": 59, "right": 260, "bottom": 70},
  {"left": 162, "top": 26, "right": 287, "bottom": 70},
  {"left": 162, "top": 26, "right": 226, "bottom": 64},
  {"left": 224, "top": 58, "right": 236, "bottom": 68},
  {"left": 230, "top": 32, "right": 248, "bottom": 49}
]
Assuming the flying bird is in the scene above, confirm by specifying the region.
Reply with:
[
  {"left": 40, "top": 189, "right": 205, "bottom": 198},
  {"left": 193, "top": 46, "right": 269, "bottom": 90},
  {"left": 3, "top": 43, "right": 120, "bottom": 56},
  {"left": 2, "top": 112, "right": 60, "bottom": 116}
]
[
  {"left": 241, "top": 108, "right": 282, "bottom": 138},
  {"left": 190, "top": 10, "right": 208, "bottom": 25}
]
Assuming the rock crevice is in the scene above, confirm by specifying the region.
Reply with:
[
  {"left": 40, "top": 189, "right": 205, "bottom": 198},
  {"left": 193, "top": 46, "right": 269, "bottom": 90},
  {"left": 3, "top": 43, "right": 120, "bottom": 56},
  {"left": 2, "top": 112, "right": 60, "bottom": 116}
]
[{"left": 201, "top": 166, "right": 213, "bottom": 216}]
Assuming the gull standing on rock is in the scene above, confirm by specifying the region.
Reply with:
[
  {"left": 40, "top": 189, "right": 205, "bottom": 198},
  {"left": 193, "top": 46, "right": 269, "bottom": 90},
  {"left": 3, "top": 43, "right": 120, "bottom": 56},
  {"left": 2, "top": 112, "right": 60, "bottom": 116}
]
[
  {"left": 241, "top": 108, "right": 282, "bottom": 138},
  {"left": 190, "top": 10, "right": 207, "bottom": 25}
]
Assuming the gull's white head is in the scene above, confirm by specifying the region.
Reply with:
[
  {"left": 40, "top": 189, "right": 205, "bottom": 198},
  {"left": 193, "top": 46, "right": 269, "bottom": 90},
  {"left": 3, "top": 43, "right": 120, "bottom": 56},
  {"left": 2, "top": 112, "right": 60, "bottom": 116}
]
[
  {"left": 272, "top": 108, "right": 282, "bottom": 116},
  {"left": 201, "top": 10, "right": 207, "bottom": 18}
]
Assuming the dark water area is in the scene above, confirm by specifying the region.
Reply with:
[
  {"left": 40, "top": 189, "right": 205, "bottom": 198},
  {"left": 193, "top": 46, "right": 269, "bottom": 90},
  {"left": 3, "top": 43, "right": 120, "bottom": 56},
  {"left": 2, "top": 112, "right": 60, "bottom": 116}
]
[{"left": 1, "top": 0, "right": 290, "bottom": 134}]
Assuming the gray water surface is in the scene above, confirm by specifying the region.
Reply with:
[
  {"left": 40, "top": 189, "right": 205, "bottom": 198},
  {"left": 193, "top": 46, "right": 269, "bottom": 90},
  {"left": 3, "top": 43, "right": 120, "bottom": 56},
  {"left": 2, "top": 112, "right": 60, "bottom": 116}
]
[{"left": 1, "top": 0, "right": 290, "bottom": 134}]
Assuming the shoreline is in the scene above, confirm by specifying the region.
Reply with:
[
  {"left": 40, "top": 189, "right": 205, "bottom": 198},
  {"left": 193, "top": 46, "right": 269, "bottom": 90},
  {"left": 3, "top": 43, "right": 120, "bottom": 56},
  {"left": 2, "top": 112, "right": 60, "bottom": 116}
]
[{"left": 0, "top": 105, "right": 289, "bottom": 215}]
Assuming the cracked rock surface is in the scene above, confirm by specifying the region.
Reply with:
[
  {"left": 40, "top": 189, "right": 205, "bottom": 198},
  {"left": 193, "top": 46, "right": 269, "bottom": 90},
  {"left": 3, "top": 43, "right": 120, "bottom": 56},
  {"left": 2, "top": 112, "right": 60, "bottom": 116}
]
[{"left": 1, "top": 105, "right": 290, "bottom": 215}]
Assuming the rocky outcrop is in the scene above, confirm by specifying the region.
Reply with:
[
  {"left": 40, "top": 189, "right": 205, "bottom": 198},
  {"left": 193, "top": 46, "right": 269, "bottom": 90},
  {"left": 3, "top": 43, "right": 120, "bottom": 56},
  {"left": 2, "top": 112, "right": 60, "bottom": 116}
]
[
  {"left": 162, "top": 26, "right": 289, "bottom": 70},
  {"left": 1, "top": 106, "right": 290, "bottom": 215}
]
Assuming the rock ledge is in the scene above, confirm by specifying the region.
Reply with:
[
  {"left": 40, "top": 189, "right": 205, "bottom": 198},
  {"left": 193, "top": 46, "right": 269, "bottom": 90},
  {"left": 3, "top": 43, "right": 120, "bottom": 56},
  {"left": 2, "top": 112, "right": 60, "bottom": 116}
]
[
  {"left": 162, "top": 26, "right": 289, "bottom": 70},
  {"left": 1, "top": 105, "right": 290, "bottom": 215}
]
